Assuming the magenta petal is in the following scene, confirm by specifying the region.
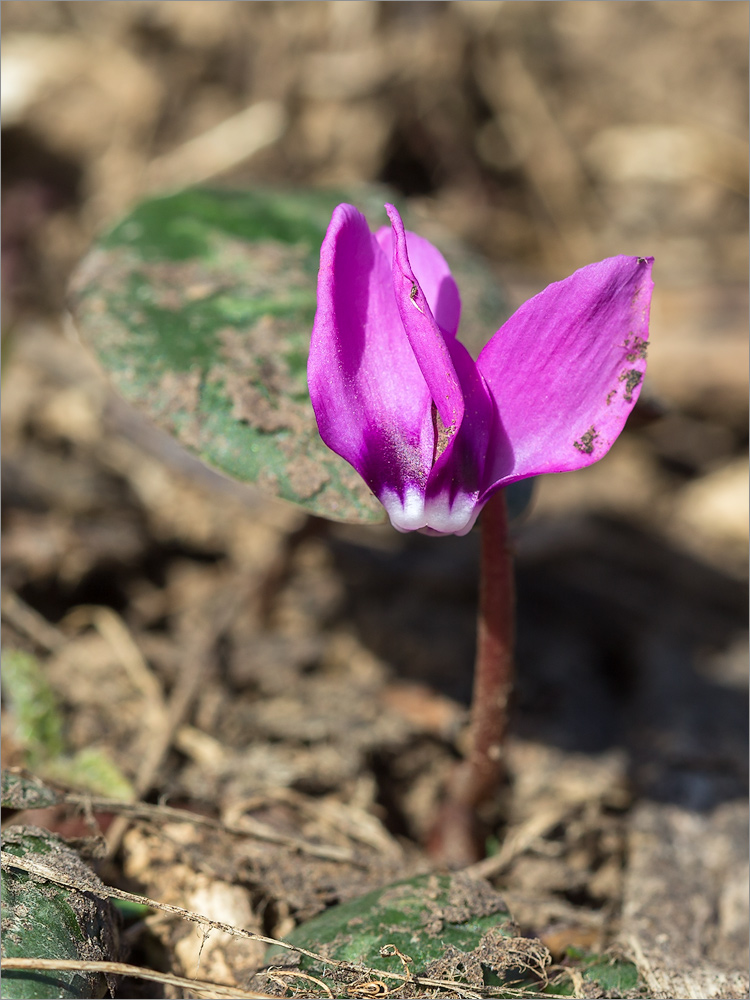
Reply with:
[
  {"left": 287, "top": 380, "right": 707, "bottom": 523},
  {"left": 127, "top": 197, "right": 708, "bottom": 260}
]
[
  {"left": 476, "top": 255, "right": 654, "bottom": 494},
  {"left": 423, "top": 335, "right": 498, "bottom": 534},
  {"left": 375, "top": 225, "right": 461, "bottom": 338},
  {"left": 385, "top": 204, "right": 464, "bottom": 435},
  {"left": 308, "top": 204, "right": 434, "bottom": 510}
]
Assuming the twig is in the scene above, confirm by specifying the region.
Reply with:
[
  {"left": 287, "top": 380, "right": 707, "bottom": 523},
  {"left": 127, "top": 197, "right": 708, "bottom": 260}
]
[
  {"left": 266, "top": 968, "right": 334, "bottom": 997},
  {"left": 224, "top": 789, "right": 400, "bottom": 861},
  {"left": 66, "top": 793, "right": 361, "bottom": 864},
  {"left": 476, "top": 47, "right": 600, "bottom": 268},
  {"left": 0, "top": 957, "right": 275, "bottom": 999},
  {"left": 463, "top": 802, "right": 577, "bottom": 881},
  {"left": 144, "top": 101, "right": 286, "bottom": 192},
  {"left": 0, "top": 588, "right": 66, "bottom": 652},
  {"left": 104, "top": 579, "right": 255, "bottom": 856},
  {"left": 1, "top": 849, "right": 320, "bottom": 960},
  {"left": 103, "top": 634, "right": 205, "bottom": 856},
  {"left": 61, "top": 605, "right": 165, "bottom": 706},
  {"left": 62, "top": 605, "right": 169, "bottom": 847}
]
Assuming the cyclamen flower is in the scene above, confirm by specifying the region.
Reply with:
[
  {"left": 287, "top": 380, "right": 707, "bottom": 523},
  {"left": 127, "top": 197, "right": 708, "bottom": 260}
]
[{"left": 308, "top": 203, "right": 653, "bottom": 536}]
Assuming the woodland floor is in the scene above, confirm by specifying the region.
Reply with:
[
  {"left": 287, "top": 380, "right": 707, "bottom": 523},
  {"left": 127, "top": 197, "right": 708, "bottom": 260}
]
[{"left": 2, "top": 3, "right": 748, "bottom": 999}]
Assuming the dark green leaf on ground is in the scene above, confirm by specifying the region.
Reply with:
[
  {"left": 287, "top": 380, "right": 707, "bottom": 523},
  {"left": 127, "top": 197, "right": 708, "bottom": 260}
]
[
  {"left": 1, "top": 826, "right": 119, "bottom": 999},
  {"left": 581, "top": 952, "right": 640, "bottom": 994},
  {"left": 262, "top": 872, "right": 556, "bottom": 997},
  {"left": 1, "top": 771, "right": 63, "bottom": 811}
]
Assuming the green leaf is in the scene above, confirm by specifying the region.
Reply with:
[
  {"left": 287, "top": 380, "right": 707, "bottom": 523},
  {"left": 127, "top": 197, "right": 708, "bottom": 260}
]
[
  {"left": 262, "top": 872, "right": 555, "bottom": 996},
  {"left": 70, "top": 187, "right": 521, "bottom": 525},
  {"left": 558, "top": 948, "right": 641, "bottom": 997},
  {"left": 1, "top": 771, "right": 63, "bottom": 811},
  {"left": 110, "top": 898, "right": 151, "bottom": 921},
  {"left": 1, "top": 651, "right": 65, "bottom": 765},
  {"left": 43, "top": 748, "right": 135, "bottom": 803},
  {"left": 583, "top": 954, "right": 639, "bottom": 994},
  {"left": 69, "top": 187, "right": 387, "bottom": 525},
  {"left": 1, "top": 650, "right": 134, "bottom": 800},
  {"left": 1, "top": 826, "right": 118, "bottom": 999}
]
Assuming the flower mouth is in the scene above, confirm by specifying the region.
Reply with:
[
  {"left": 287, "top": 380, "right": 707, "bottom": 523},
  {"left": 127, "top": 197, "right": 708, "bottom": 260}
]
[{"left": 380, "top": 485, "right": 481, "bottom": 536}]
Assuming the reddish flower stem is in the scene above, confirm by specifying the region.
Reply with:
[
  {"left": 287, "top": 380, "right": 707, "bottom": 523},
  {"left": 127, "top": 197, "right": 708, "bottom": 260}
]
[{"left": 428, "top": 489, "right": 515, "bottom": 865}]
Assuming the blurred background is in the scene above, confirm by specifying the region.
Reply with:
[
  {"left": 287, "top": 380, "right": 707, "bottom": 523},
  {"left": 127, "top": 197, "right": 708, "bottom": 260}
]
[{"left": 1, "top": 3, "right": 748, "bottom": 997}]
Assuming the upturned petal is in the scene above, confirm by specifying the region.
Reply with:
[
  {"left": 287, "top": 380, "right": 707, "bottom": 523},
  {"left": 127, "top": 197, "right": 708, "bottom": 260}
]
[
  {"left": 308, "top": 204, "right": 434, "bottom": 516},
  {"left": 384, "top": 204, "right": 464, "bottom": 437},
  {"left": 475, "top": 255, "right": 654, "bottom": 498},
  {"left": 375, "top": 223, "right": 461, "bottom": 339}
]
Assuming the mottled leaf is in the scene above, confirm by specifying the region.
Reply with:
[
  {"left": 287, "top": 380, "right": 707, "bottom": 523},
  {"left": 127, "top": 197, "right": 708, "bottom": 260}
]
[
  {"left": 1, "top": 826, "right": 118, "bottom": 999},
  {"left": 261, "top": 872, "right": 554, "bottom": 996},
  {"left": 1, "top": 771, "right": 63, "bottom": 811}
]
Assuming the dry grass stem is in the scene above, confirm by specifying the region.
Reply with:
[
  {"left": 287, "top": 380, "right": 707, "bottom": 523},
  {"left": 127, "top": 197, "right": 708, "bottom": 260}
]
[{"left": 0, "top": 957, "right": 276, "bottom": 999}]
